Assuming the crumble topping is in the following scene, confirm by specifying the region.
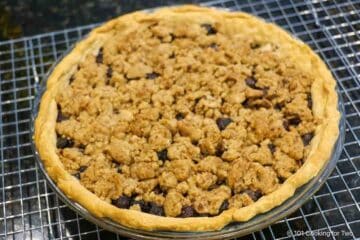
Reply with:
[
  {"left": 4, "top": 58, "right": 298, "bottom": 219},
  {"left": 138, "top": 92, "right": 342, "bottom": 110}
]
[{"left": 55, "top": 18, "right": 318, "bottom": 217}]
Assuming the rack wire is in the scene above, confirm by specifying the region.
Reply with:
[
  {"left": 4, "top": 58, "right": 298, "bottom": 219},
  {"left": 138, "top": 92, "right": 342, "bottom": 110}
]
[{"left": 0, "top": 0, "right": 359, "bottom": 239}]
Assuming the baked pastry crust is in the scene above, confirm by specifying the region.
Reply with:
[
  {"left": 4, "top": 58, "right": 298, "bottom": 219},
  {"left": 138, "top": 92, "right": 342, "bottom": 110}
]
[{"left": 34, "top": 5, "right": 340, "bottom": 231}]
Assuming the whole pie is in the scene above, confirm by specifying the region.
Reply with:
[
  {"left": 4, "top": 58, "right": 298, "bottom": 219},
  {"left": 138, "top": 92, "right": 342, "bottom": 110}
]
[{"left": 34, "top": 5, "right": 340, "bottom": 231}]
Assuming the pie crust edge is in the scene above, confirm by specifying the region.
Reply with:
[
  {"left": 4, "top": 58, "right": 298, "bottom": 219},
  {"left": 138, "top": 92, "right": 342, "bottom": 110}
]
[{"left": 34, "top": 5, "right": 340, "bottom": 231}]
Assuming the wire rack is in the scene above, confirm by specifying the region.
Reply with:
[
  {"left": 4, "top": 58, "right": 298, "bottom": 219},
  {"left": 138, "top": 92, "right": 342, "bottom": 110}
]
[{"left": 0, "top": 0, "right": 359, "bottom": 239}]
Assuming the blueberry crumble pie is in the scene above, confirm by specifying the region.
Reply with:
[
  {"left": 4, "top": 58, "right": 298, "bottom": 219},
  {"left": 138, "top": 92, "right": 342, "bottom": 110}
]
[{"left": 34, "top": 5, "right": 340, "bottom": 231}]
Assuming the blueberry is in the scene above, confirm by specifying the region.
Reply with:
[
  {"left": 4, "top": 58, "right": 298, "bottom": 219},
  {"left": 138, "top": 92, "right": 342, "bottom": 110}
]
[
  {"left": 169, "top": 52, "right": 175, "bottom": 59},
  {"left": 208, "top": 184, "right": 219, "bottom": 191},
  {"left": 216, "top": 118, "right": 233, "bottom": 131},
  {"left": 302, "top": 132, "right": 314, "bottom": 146},
  {"left": 283, "top": 120, "right": 290, "bottom": 131},
  {"left": 106, "top": 66, "right": 113, "bottom": 79},
  {"left": 169, "top": 33, "right": 176, "bottom": 42},
  {"left": 96, "top": 47, "right": 103, "bottom": 64},
  {"left": 274, "top": 102, "right": 285, "bottom": 110},
  {"left": 78, "top": 143, "right": 86, "bottom": 150},
  {"left": 215, "top": 146, "right": 224, "bottom": 157},
  {"left": 157, "top": 149, "right": 168, "bottom": 161},
  {"left": 218, "top": 199, "right": 229, "bottom": 213},
  {"left": 146, "top": 72, "right": 160, "bottom": 80},
  {"left": 201, "top": 24, "right": 217, "bottom": 35},
  {"left": 242, "top": 99, "right": 251, "bottom": 108},
  {"left": 125, "top": 75, "right": 140, "bottom": 81},
  {"left": 112, "top": 196, "right": 132, "bottom": 209},
  {"left": 175, "top": 113, "right": 185, "bottom": 120},
  {"left": 250, "top": 42, "right": 261, "bottom": 49},
  {"left": 56, "top": 110, "right": 69, "bottom": 123},
  {"left": 132, "top": 199, "right": 150, "bottom": 212},
  {"left": 262, "top": 86, "right": 269, "bottom": 96},
  {"left": 216, "top": 179, "right": 225, "bottom": 185},
  {"left": 56, "top": 104, "right": 67, "bottom": 122},
  {"left": 112, "top": 161, "right": 121, "bottom": 172},
  {"left": 56, "top": 136, "right": 74, "bottom": 149},
  {"left": 288, "top": 116, "right": 301, "bottom": 126},
  {"left": 79, "top": 166, "right": 87, "bottom": 173},
  {"left": 245, "top": 76, "right": 257, "bottom": 89},
  {"left": 243, "top": 189, "right": 262, "bottom": 201},
  {"left": 307, "top": 93, "right": 313, "bottom": 109},
  {"left": 209, "top": 43, "right": 218, "bottom": 50},
  {"left": 69, "top": 75, "right": 75, "bottom": 84},
  {"left": 179, "top": 206, "right": 196, "bottom": 218},
  {"left": 148, "top": 202, "right": 165, "bottom": 216},
  {"left": 153, "top": 185, "right": 164, "bottom": 195},
  {"left": 268, "top": 143, "right": 276, "bottom": 154}
]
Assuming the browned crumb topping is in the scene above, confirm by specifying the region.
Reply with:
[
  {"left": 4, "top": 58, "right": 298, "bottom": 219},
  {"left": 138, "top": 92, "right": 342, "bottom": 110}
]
[{"left": 55, "top": 19, "right": 318, "bottom": 217}]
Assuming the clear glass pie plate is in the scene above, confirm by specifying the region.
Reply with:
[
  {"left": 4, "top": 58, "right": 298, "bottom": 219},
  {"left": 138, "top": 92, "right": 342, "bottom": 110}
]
[{"left": 30, "top": 7, "right": 346, "bottom": 240}]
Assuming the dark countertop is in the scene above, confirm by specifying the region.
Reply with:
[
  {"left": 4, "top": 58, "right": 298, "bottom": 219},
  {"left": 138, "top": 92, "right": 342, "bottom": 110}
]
[{"left": 0, "top": 0, "right": 196, "bottom": 40}]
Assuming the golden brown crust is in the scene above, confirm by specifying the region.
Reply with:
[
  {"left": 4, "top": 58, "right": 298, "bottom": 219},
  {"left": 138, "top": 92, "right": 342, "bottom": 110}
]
[{"left": 34, "top": 5, "right": 340, "bottom": 231}]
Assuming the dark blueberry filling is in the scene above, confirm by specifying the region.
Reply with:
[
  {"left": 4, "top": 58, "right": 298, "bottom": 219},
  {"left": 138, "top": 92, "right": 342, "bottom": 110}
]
[
  {"left": 283, "top": 120, "right": 290, "bottom": 131},
  {"left": 157, "top": 149, "right": 168, "bottom": 161},
  {"left": 274, "top": 102, "right": 285, "bottom": 110},
  {"left": 209, "top": 43, "right": 218, "bottom": 50},
  {"left": 169, "top": 52, "right": 176, "bottom": 59},
  {"left": 307, "top": 93, "right": 313, "bottom": 109},
  {"left": 56, "top": 136, "right": 74, "bottom": 149},
  {"left": 79, "top": 166, "right": 87, "bottom": 173},
  {"left": 216, "top": 117, "right": 233, "bottom": 131},
  {"left": 243, "top": 189, "right": 262, "bottom": 201},
  {"left": 245, "top": 76, "right": 257, "bottom": 89},
  {"left": 288, "top": 116, "right": 301, "bottom": 126},
  {"left": 201, "top": 23, "right": 217, "bottom": 35},
  {"left": 218, "top": 199, "right": 229, "bottom": 213},
  {"left": 302, "top": 132, "right": 314, "bottom": 145},
  {"left": 69, "top": 75, "right": 75, "bottom": 84},
  {"left": 148, "top": 202, "right": 165, "bottom": 216},
  {"left": 215, "top": 145, "right": 225, "bottom": 157},
  {"left": 146, "top": 72, "right": 160, "bottom": 80},
  {"left": 56, "top": 110, "right": 69, "bottom": 123},
  {"left": 175, "top": 113, "right": 185, "bottom": 120},
  {"left": 153, "top": 185, "right": 165, "bottom": 195},
  {"left": 125, "top": 75, "right": 140, "bottom": 81},
  {"left": 268, "top": 143, "right": 276, "bottom": 154},
  {"left": 107, "top": 66, "right": 113, "bottom": 78},
  {"left": 242, "top": 99, "right": 251, "bottom": 108},
  {"left": 179, "top": 206, "right": 196, "bottom": 217},
  {"left": 132, "top": 199, "right": 150, "bottom": 212},
  {"left": 96, "top": 47, "right": 103, "bottom": 64},
  {"left": 112, "top": 196, "right": 132, "bottom": 209},
  {"left": 250, "top": 42, "right": 261, "bottom": 49}
]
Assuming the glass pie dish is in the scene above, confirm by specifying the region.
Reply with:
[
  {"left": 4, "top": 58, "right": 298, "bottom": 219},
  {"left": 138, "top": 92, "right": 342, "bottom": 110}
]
[{"left": 30, "top": 7, "right": 345, "bottom": 240}]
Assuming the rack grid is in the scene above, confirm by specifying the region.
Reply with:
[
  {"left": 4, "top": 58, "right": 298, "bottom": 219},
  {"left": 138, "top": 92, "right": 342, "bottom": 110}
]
[{"left": 0, "top": 0, "right": 359, "bottom": 239}]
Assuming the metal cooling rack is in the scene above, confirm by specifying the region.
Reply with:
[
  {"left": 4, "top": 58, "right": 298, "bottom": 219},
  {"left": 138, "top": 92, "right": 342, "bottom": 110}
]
[{"left": 0, "top": 0, "right": 359, "bottom": 239}]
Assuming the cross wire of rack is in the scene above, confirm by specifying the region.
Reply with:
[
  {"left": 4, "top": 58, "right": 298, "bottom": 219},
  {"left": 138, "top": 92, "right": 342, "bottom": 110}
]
[{"left": 0, "top": 0, "right": 359, "bottom": 239}]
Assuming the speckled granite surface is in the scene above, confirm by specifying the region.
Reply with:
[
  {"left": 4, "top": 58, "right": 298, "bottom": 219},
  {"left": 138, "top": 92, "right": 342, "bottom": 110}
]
[{"left": 0, "top": 0, "right": 197, "bottom": 40}]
